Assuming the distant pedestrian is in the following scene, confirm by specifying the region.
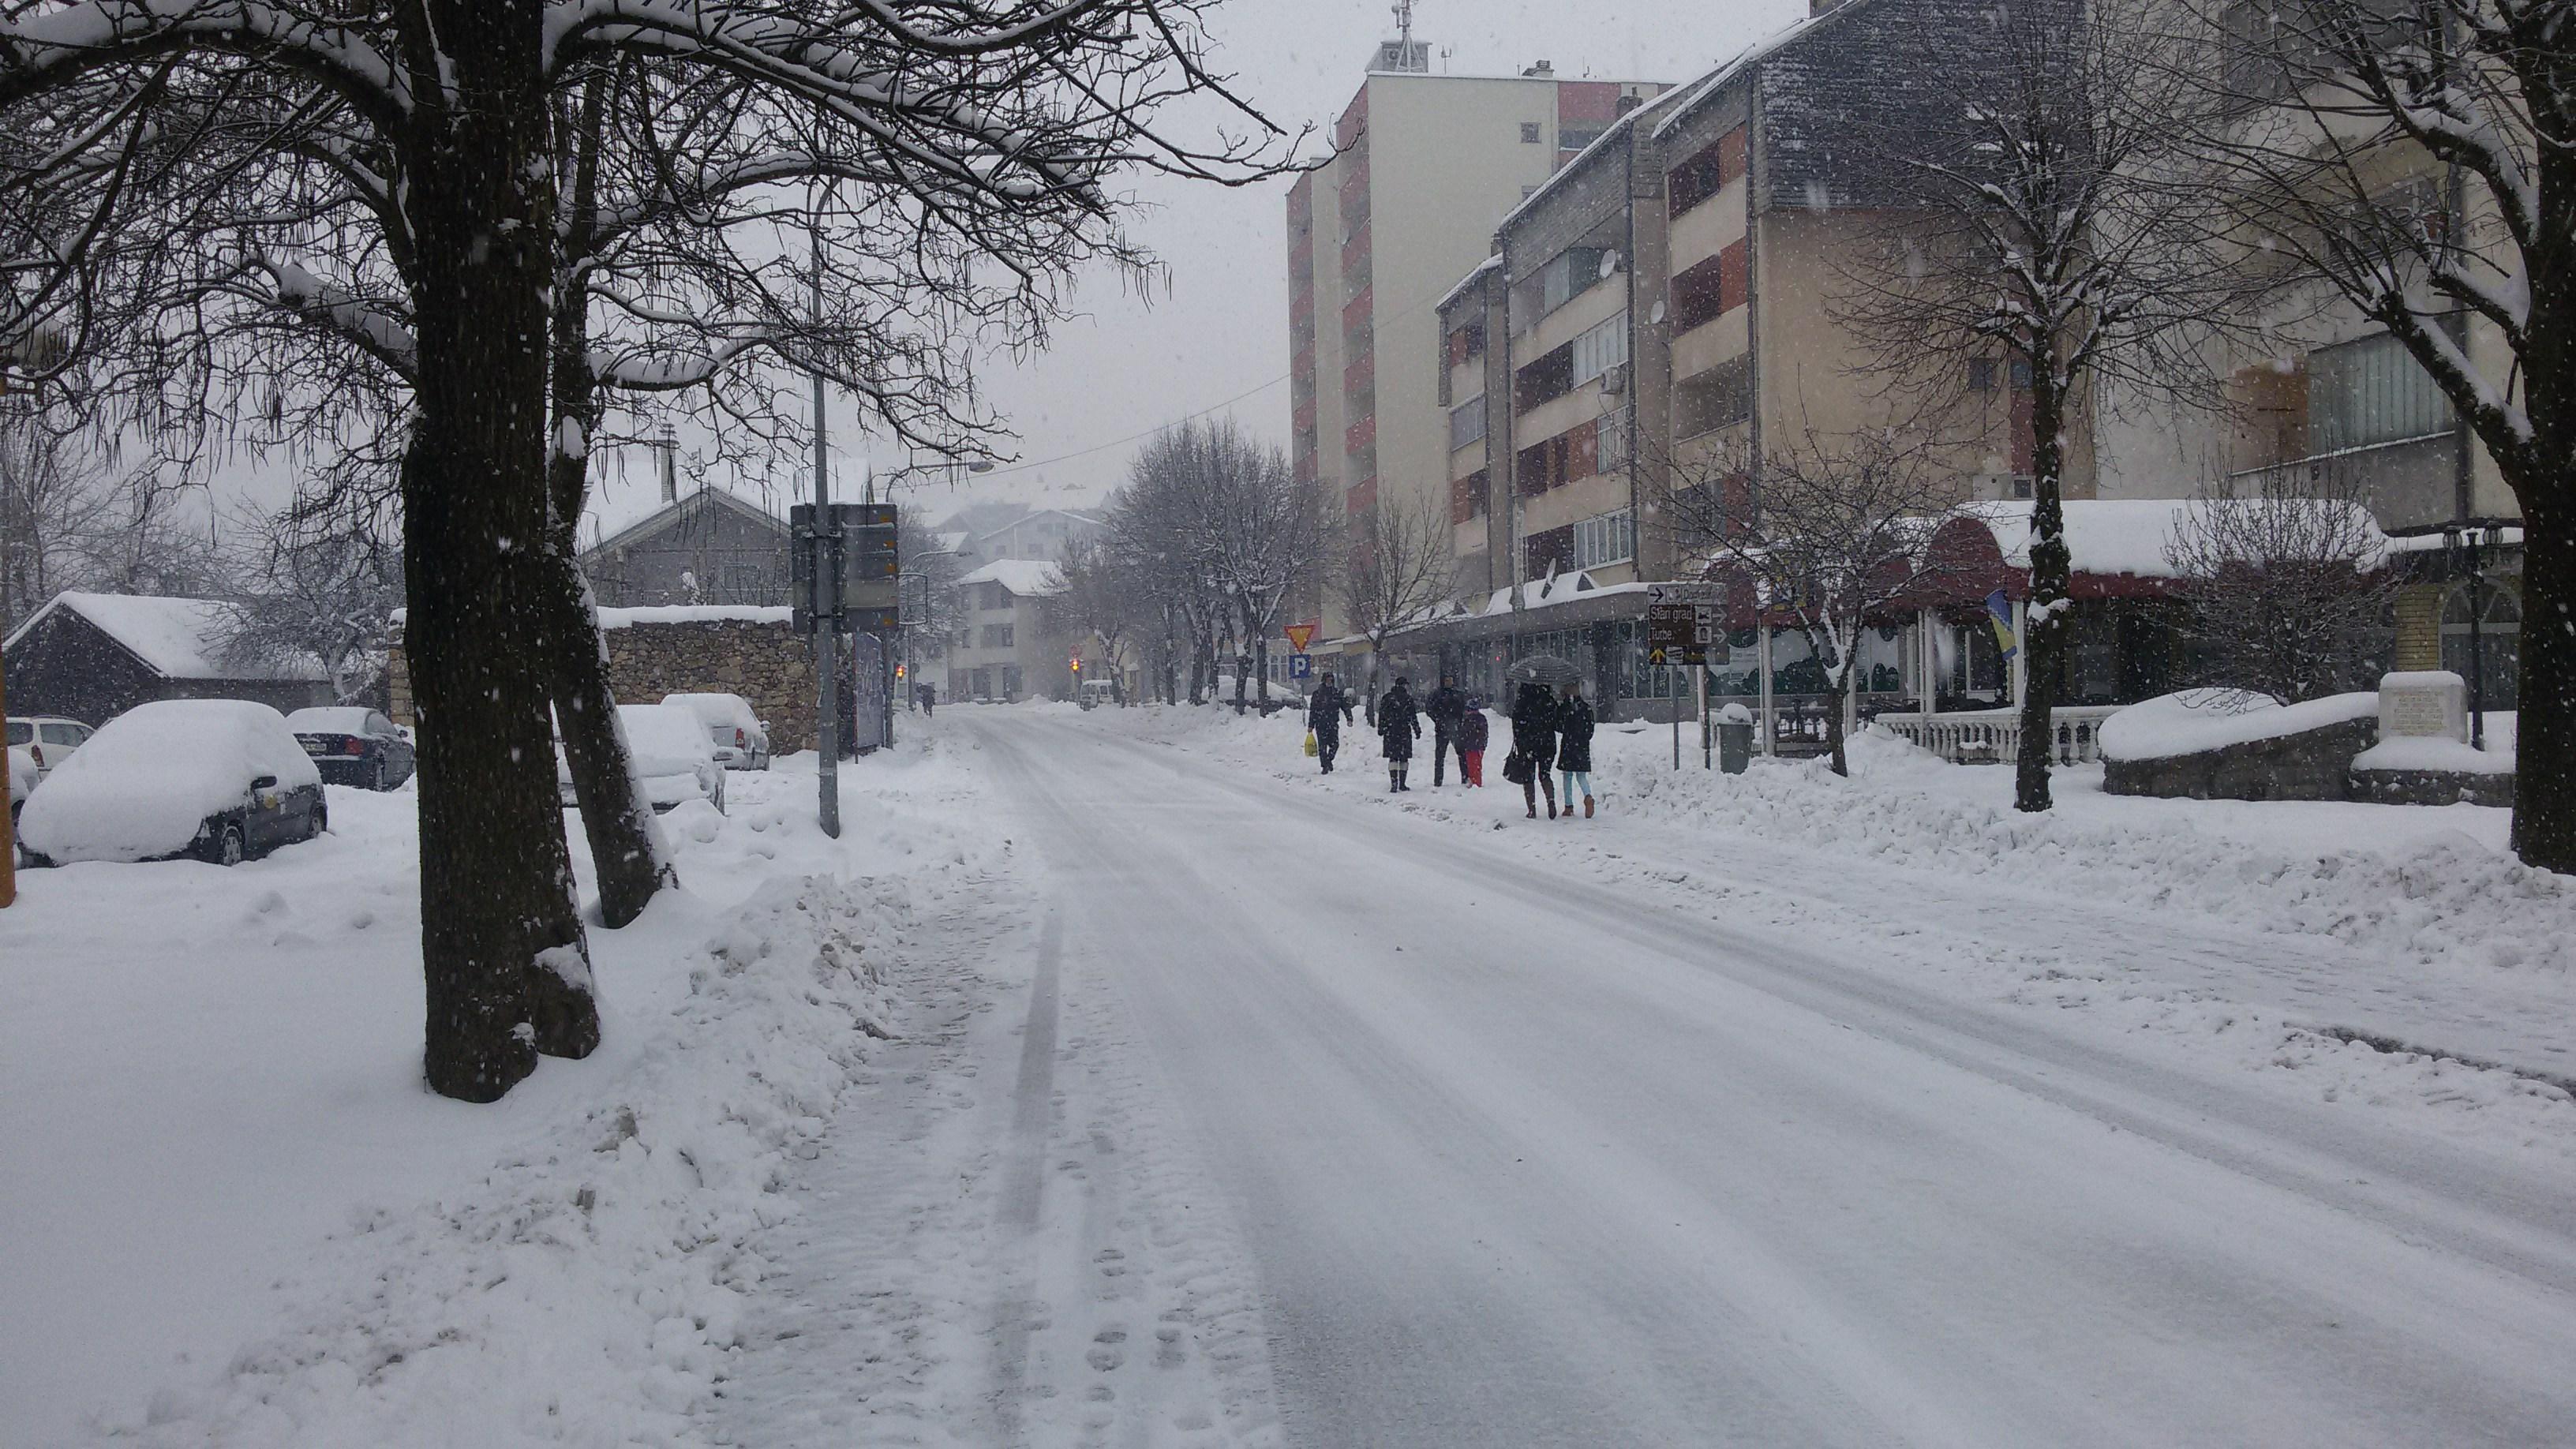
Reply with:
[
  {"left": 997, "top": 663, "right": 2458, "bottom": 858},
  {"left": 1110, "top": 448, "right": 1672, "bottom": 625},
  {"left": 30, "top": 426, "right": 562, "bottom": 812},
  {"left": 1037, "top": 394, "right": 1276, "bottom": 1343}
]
[
  {"left": 1457, "top": 695, "right": 1491, "bottom": 787},
  {"left": 1377, "top": 677, "right": 1422, "bottom": 792},
  {"left": 1308, "top": 671, "right": 1355, "bottom": 774},
  {"left": 1424, "top": 676, "right": 1468, "bottom": 785},
  {"left": 1554, "top": 682, "right": 1597, "bottom": 819},
  {"left": 1507, "top": 680, "right": 1559, "bottom": 819},
  {"left": 917, "top": 683, "right": 937, "bottom": 717}
]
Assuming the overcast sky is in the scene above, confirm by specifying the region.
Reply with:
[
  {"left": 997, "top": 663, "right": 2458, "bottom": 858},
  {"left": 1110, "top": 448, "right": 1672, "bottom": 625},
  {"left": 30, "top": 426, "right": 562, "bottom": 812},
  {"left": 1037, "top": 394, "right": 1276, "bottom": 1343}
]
[{"left": 837, "top": 0, "right": 1807, "bottom": 525}]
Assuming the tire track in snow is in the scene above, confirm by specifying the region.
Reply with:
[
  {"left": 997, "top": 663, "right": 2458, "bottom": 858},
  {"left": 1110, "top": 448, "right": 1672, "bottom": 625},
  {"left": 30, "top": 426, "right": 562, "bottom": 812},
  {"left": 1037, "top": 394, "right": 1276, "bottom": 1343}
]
[{"left": 989, "top": 910, "right": 1064, "bottom": 1443}]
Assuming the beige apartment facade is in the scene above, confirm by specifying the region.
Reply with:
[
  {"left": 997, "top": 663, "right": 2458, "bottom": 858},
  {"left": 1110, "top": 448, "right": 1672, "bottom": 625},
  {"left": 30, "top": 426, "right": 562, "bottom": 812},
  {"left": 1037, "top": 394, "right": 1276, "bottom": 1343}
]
[{"left": 1288, "top": 49, "right": 1666, "bottom": 643}]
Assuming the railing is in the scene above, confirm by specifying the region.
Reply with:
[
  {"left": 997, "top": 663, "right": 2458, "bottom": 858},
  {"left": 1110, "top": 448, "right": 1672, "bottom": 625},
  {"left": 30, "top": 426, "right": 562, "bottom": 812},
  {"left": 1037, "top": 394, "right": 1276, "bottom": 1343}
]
[{"left": 1874, "top": 706, "right": 2124, "bottom": 765}]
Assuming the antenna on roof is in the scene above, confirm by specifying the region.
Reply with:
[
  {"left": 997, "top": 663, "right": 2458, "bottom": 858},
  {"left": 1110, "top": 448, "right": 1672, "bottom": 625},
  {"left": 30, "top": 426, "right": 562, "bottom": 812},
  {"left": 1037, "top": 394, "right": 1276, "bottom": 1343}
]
[{"left": 1392, "top": 0, "right": 1413, "bottom": 50}]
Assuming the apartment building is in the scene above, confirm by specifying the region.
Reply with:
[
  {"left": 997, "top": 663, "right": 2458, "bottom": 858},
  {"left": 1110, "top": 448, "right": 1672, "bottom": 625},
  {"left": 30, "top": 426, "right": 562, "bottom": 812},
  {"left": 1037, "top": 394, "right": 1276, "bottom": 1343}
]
[
  {"left": 945, "top": 560, "right": 1069, "bottom": 704},
  {"left": 1413, "top": 0, "right": 2066, "bottom": 719},
  {"left": 1287, "top": 41, "right": 1665, "bottom": 640}
]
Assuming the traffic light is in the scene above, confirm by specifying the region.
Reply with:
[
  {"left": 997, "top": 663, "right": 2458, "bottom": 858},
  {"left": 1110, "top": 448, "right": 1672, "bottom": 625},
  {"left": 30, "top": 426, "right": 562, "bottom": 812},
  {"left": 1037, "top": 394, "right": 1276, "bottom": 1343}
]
[
  {"left": 837, "top": 503, "right": 900, "bottom": 631},
  {"left": 1069, "top": 657, "right": 1083, "bottom": 672},
  {"left": 894, "top": 662, "right": 908, "bottom": 681}
]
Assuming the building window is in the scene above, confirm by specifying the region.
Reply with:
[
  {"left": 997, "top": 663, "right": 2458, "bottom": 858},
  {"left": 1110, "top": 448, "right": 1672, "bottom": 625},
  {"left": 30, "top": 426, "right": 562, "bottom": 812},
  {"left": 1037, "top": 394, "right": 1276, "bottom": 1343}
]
[
  {"left": 981, "top": 622, "right": 1016, "bottom": 648},
  {"left": 1667, "top": 128, "right": 1746, "bottom": 217},
  {"left": 1524, "top": 523, "right": 1575, "bottom": 578},
  {"left": 1512, "top": 245, "right": 1608, "bottom": 320},
  {"left": 1668, "top": 242, "right": 1746, "bottom": 334},
  {"left": 2311, "top": 331, "right": 2456, "bottom": 451},
  {"left": 1559, "top": 125, "right": 1607, "bottom": 152},
  {"left": 1968, "top": 358, "right": 1997, "bottom": 392},
  {"left": 1452, "top": 468, "right": 1492, "bottom": 523},
  {"left": 1571, "top": 312, "right": 1630, "bottom": 386},
  {"left": 2009, "top": 358, "right": 2035, "bottom": 390},
  {"left": 1521, "top": 122, "right": 1543, "bottom": 144},
  {"left": 1572, "top": 508, "right": 1636, "bottom": 570},
  {"left": 1674, "top": 356, "right": 1752, "bottom": 438},
  {"left": 1002, "top": 665, "right": 1024, "bottom": 698},
  {"left": 2442, "top": 582, "right": 2521, "bottom": 709},
  {"left": 1598, "top": 405, "right": 1633, "bottom": 471},
  {"left": 1517, "top": 432, "right": 1576, "bottom": 494},
  {"left": 1450, "top": 397, "right": 1488, "bottom": 451},
  {"left": 1514, "top": 343, "right": 1574, "bottom": 413}
]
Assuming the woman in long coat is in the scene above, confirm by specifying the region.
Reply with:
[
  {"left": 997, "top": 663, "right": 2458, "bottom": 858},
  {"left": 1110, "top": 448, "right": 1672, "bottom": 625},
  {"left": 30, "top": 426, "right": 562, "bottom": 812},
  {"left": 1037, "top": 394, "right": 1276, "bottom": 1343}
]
[
  {"left": 1554, "top": 681, "right": 1597, "bottom": 819},
  {"left": 1376, "top": 677, "right": 1423, "bottom": 792},
  {"left": 1507, "top": 680, "right": 1559, "bottom": 819}
]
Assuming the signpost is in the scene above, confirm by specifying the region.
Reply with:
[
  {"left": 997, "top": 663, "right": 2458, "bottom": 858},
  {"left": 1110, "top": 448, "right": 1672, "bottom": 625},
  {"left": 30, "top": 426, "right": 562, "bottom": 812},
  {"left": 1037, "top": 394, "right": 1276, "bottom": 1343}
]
[
  {"left": 792, "top": 498, "right": 903, "bottom": 829},
  {"left": 1289, "top": 653, "right": 1313, "bottom": 681},
  {"left": 1646, "top": 600, "right": 1705, "bottom": 771}
]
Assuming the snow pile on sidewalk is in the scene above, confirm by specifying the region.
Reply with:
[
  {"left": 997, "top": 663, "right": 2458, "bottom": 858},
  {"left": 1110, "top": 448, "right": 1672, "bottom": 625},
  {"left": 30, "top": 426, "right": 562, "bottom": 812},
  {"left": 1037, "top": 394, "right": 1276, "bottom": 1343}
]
[
  {"left": 113, "top": 875, "right": 904, "bottom": 1447},
  {"left": 1601, "top": 727, "right": 2573, "bottom": 979}
]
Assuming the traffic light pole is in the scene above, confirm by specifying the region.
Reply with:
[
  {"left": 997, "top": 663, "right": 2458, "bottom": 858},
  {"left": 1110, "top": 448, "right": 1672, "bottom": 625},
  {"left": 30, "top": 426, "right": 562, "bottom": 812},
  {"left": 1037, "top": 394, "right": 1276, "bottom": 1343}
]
[{"left": 810, "top": 223, "right": 840, "bottom": 839}]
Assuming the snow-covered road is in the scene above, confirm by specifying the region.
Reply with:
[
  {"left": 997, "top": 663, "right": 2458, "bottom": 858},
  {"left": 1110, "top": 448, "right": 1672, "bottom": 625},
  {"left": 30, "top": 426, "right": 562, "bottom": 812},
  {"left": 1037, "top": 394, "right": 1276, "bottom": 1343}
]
[{"left": 824, "top": 707, "right": 2576, "bottom": 1447}]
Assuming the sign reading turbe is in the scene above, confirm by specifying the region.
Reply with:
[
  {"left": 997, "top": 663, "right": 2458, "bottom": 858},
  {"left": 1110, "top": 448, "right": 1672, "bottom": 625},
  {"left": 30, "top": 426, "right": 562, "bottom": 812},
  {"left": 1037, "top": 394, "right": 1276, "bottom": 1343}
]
[
  {"left": 1645, "top": 602, "right": 1703, "bottom": 666},
  {"left": 2379, "top": 670, "right": 2469, "bottom": 742}
]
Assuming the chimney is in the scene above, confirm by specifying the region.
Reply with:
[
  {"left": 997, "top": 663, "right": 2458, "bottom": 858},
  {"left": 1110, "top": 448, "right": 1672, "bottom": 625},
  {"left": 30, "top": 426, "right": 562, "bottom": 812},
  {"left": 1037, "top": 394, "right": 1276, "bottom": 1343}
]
[
  {"left": 1522, "top": 59, "right": 1553, "bottom": 77},
  {"left": 1615, "top": 94, "right": 1642, "bottom": 116},
  {"left": 657, "top": 432, "right": 678, "bottom": 504}
]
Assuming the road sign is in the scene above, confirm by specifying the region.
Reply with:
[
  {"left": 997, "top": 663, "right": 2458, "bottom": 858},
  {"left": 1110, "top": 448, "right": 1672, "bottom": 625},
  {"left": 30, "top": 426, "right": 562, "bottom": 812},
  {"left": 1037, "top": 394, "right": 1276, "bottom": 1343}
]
[
  {"left": 1289, "top": 653, "right": 1314, "bottom": 680},
  {"left": 1645, "top": 601, "right": 1704, "bottom": 666},
  {"left": 1284, "top": 622, "right": 1316, "bottom": 653},
  {"left": 789, "top": 502, "right": 901, "bottom": 633}
]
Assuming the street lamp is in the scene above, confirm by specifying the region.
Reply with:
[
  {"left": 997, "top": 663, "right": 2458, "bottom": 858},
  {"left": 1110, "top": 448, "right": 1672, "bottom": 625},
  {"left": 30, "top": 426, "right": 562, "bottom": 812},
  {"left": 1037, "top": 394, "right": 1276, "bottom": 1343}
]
[{"left": 867, "top": 456, "right": 994, "bottom": 503}]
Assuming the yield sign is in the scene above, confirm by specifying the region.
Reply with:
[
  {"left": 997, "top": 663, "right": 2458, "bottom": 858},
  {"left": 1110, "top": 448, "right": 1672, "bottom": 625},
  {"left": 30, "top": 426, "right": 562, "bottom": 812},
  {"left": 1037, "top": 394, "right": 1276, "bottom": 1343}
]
[{"left": 1284, "top": 622, "right": 1317, "bottom": 653}]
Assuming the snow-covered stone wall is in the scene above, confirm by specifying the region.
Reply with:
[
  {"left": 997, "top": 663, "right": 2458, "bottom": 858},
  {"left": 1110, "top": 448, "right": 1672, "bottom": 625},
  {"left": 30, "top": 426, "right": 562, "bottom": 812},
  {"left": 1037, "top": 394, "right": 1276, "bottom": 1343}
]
[{"left": 391, "top": 614, "right": 822, "bottom": 750}]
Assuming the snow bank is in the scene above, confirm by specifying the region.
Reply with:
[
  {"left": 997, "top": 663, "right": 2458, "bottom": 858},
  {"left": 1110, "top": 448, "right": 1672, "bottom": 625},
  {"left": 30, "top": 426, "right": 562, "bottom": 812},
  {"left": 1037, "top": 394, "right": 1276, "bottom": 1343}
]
[
  {"left": 19, "top": 699, "right": 320, "bottom": 863},
  {"left": 2098, "top": 688, "right": 2377, "bottom": 761},
  {"left": 2353, "top": 736, "right": 2516, "bottom": 773},
  {"left": 114, "top": 874, "right": 902, "bottom": 1447}
]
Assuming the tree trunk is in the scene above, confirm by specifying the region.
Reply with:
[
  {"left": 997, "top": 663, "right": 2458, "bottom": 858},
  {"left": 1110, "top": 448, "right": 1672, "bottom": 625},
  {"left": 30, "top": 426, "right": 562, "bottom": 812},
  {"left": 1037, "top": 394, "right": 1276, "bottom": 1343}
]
[
  {"left": 2511, "top": 500, "right": 2574, "bottom": 871},
  {"left": 2015, "top": 374, "right": 2072, "bottom": 814},
  {"left": 1255, "top": 633, "right": 1271, "bottom": 714},
  {"left": 1826, "top": 663, "right": 1852, "bottom": 778},
  {"left": 402, "top": 0, "right": 590, "bottom": 1101},
  {"left": 544, "top": 69, "right": 674, "bottom": 938}
]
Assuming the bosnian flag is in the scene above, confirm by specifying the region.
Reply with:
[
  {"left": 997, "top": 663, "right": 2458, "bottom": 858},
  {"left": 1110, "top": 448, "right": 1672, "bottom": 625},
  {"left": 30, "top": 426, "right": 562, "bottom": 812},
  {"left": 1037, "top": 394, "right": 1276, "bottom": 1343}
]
[{"left": 1984, "top": 590, "right": 2018, "bottom": 662}]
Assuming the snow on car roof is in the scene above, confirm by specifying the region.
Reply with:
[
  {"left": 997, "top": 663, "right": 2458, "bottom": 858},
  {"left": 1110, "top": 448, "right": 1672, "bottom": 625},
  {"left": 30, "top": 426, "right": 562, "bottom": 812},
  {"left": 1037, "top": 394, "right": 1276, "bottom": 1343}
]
[
  {"left": 286, "top": 706, "right": 375, "bottom": 733},
  {"left": 3, "top": 592, "right": 327, "bottom": 682}
]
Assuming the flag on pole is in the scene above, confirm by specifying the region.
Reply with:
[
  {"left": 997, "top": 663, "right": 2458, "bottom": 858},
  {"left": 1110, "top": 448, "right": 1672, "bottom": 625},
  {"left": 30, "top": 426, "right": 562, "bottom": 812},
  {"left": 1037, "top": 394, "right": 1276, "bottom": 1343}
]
[{"left": 1984, "top": 590, "right": 2018, "bottom": 662}]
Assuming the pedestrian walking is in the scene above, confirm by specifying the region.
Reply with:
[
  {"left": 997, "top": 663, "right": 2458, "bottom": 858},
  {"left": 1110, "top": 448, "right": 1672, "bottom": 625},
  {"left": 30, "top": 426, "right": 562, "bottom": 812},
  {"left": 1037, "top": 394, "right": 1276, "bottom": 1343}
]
[
  {"left": 1308, "top": 671, "right": 1354, "bottom": 774},
  {"left": 1506, "top": 680, "right": 1559, "bottom": 818},
  {"left": 1424, "top": 676, "right": 1468, "bottom": 786},
  {"left": 1457, "top": 695, "right": 1490, "bottom": 786},
  {"left": 1377, "top": 676, "right": 1422, "bottom": 792},
  {"left": 1554, "top": 682, "right": 1597, "bottom": 819},
  {"left": 917, "top": 683, "right": 937, "bottom": 717}
]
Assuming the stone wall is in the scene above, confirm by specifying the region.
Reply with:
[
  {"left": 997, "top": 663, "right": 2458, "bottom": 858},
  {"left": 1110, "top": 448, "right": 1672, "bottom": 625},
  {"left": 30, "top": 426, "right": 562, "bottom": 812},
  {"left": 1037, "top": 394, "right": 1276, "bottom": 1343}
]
[
  {"left": 389, "top": 615, "right": 823, "bottom": 751},
  {"left": 2103, "top": 716, "right": 2379, "bottom": 801},
  {"left": 2349, "top": 767, "right": 2516, "bottom": 809}
]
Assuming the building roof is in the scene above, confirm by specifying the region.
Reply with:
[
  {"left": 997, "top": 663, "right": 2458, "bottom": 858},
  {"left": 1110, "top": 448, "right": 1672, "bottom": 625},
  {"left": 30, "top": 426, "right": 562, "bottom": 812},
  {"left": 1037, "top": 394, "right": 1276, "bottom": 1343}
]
[
  {"left": 582, "top": 487, "right": 788, "bottom": 561},
  {"left": 954, "top": 559, "right": 1067, "bottom": 597},
  {"left": 1436, "top": 254, "right": 1505, "bottom": 316},
  {"left": 2, "top": 591, "right": 327, "bottom": 682}
]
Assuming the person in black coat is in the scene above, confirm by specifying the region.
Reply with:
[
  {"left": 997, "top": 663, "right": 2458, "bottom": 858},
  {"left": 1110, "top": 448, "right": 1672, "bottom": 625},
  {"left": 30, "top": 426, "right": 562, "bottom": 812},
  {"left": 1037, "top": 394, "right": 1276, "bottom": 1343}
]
[
  {"left": 1376, "top": 677, "right": 1423, "bottom": 792},
  {"left": 1307, "top": 672, "right": 1355, "bottom": 774},
  {"left": 1423, "top": 676, "right": 1469, "bottom": 786},
  {"left": 1457, "top": 696, "right": 1492, "bottom": 786},
  {"left": 1553, "top": 682, "right": 1597, "bottom": 819},
  {"left": 1507, "top": 680, "right": 1559, "bottom": 818}
]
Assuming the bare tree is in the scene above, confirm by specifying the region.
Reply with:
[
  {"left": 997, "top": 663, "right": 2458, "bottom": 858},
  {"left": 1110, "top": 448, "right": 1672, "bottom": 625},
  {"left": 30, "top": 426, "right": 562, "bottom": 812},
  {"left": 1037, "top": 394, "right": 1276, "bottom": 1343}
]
[
  {"left": 214, "top": 506, "right": 405, "bottom": 705},
  {"left": 1048, "top": 536, "right": 1145, "bottom": 702},
  {"left": 1, "top": 1, "right": 1294, "bottom": 1102},
  {"left": 2185, "top": 0, "right": 2576, "bottom": 868},
  {"left": 1666, "top": 429, "right": 1960, "bottom": 777},
  {"left": 1337, "top": 489, "right": 1455, "bottom": 711},
  {"left": 2164, "top": 470, "right": 2397, "bottom": 703},
  {"left": 0, "top": 431, "right": 123, "bottom": 633},
  {"left": 1837, "top": 0, "right": 2252, "bottom": 811}
]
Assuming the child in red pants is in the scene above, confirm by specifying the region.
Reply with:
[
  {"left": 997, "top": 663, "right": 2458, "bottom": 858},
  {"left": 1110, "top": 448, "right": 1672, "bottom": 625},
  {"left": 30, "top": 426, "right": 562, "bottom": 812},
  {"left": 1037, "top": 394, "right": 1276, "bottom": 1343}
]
[{"left": 1458, "top": 698, "right": 1490, "bottom": 785}]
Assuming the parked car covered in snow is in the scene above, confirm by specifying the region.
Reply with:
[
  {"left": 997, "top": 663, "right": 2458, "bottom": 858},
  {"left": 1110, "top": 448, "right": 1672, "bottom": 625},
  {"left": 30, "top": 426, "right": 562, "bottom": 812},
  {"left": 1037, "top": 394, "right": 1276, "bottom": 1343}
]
[
  {"left": 17, "top": 699, "right": 327, "bottom": 867},
  {"left": 661, "top": 692, "right": 770, "bottom": 770},
  {"left": 285, "top": 706, "right": 416, "bottom": 789},
  {"left": 557, "top": 702, "right": 725, "bottom": 814}
]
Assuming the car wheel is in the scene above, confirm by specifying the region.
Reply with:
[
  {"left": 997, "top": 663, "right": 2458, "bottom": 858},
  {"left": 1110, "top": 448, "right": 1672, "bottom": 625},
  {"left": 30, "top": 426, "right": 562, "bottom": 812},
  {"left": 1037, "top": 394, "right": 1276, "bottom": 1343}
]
[
  {"left": 214, "top": 822, "right": 246, "bottom": 867},
  {"left": 310, "top": 801, "right": 330, "bottom": 840}
]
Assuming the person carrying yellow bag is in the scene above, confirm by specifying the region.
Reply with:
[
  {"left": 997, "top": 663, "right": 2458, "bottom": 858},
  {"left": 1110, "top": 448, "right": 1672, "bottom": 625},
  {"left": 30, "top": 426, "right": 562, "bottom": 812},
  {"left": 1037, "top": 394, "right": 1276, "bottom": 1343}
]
[{"left": 1305, "top": 670, "right": 1354, "bottom": 775}]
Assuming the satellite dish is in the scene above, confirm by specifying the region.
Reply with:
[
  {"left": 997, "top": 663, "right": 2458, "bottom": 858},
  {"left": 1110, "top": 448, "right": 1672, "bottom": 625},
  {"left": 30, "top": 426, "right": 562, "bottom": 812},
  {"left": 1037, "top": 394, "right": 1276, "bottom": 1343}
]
[
  {"left": 1649, "top": 299, "right": 1668, "bottom": 324},
  {"left": 1599, "top": 250, "right": 1622, "bottom": 279}
]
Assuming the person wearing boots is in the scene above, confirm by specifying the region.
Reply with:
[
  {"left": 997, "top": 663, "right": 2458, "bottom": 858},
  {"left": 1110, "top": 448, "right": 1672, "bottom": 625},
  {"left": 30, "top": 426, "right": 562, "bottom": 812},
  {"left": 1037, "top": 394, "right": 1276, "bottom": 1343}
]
[
  {"left": 1555, "top": 681, "right": 1597, "bottom": 818},
  {"left": 1457, "top": 695, "right": 1490, "bottom": 786},
  {"left": 1308, "top": 671, "right": 1354, "bottom": 774},
  {"left": 1424, "top": 675, "right": 1468, "bottom": 785},
  {"left": 1377, "top": 676, "right": 1423, "bottom": 792},
  {"left": 1507, "top": 680, "right": 1559, "bottom": 818}
]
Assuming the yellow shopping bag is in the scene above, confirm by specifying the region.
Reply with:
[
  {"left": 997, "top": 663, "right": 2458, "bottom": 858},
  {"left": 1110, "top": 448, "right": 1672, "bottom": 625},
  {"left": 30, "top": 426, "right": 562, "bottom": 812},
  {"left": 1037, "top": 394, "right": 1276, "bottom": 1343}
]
[{"left": 1302, "top": 730, "right": 1319, "bottom": 758}]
